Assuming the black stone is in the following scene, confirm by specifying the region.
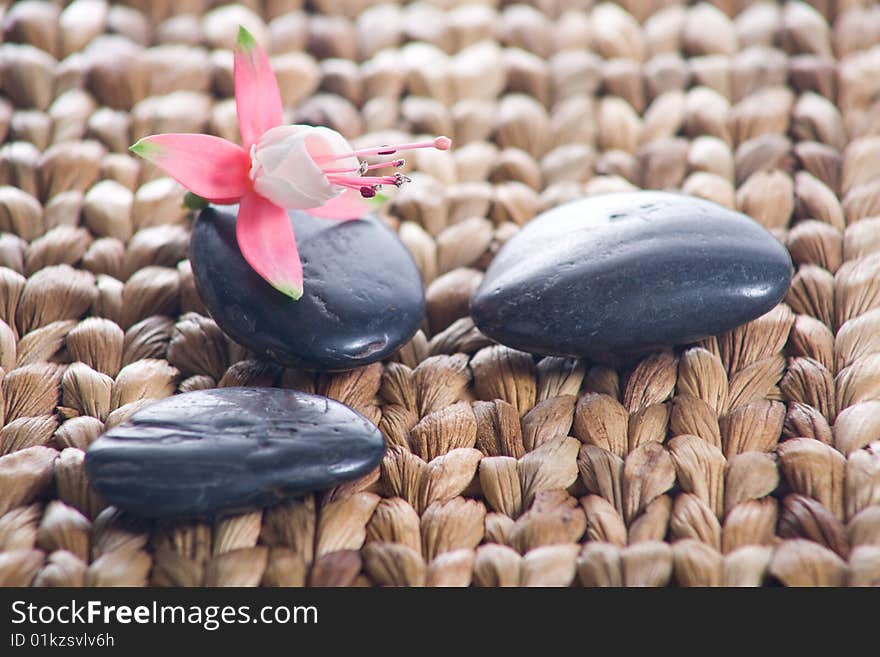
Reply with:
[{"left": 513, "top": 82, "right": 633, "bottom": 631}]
[
  {"left": 85, "top": 387, "right": 385, "bottom": 519},
  {"left": 471, "top": 192, "right": 793, "bottom": 357},
  {"left": 190, "top": 205, "right": 424, "bottom": 371}
]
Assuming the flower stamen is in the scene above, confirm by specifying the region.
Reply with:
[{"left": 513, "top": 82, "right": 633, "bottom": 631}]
[
  {"left": 326, "top": 170, "right": 414, "bottom": 197},
  {"left": 318, "top": 136, "right": 449, "bottom": 199},
  {"left": 326, "top": 174, "right": 400, "bottom": 186},
  {"left": 320, "top": 159, "right": 405, "bottom": 175},
  {"left": 314, "top": 136, "right": 451, "bottom": 164}
]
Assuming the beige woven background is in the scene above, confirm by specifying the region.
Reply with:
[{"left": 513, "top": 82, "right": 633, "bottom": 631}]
[{"left": 0, "top": 0, "right": 879, "bottom": 587}]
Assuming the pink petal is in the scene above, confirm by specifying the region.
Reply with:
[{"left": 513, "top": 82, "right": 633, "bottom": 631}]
[
  {"left": 130, "top": 134, "right": 249, "bottom": 202},
  {"left": 237, "top": 192, "right": 303, "bottom": 299},
  {"left": 306, "top": 189, "right": 367, "bottom": 220},
  {"left": 234, "top": 27, "right": 283, "bottom": 150}
]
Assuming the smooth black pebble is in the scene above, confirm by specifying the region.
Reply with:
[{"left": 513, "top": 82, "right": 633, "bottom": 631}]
[
  {"left": 190, "top": 205, "right": 424, "bottom": 371},
  {"left": 471, "top": 191, "right": 793, "bottom": 357},
  {"left": 85, "top": 387, "right": 385, "bottom": 519}
]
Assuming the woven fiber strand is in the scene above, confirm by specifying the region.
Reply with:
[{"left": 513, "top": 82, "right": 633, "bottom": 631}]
[{"left": 0, "top": 0, "right": 879, "bottom": 588}]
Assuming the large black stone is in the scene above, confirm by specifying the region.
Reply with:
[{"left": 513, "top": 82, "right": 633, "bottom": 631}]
[
  {"left": 85, "top": 387, "right": 385, "bottom": 519},
  {"left": 190, "top": 205, "right": 424, "bottom": 371},
  {"left": 471, "top": 192, "right": 793, "bottom": 357}
]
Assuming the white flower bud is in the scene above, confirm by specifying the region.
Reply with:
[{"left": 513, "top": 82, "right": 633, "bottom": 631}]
[{"left": 249, "top": 125, "right": 356, "bottom": 209}]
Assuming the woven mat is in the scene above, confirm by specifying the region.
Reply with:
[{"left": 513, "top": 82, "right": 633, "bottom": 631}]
[{"left": 1, "top": 0, "right": 879, "bottom": 587}]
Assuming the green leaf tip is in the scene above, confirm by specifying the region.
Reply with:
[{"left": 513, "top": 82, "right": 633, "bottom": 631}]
[
  {"left": 129, "top": 139, "right": 160, "bottom": 160},
  {"left": 237, "top": 26, "right": 257, "bottom": 51},
  {"left": 276, "top": 282, "right": 303, "bottom": 301},
  {"left": 183, "top": 192, "right": 209, "bottom": 211}
]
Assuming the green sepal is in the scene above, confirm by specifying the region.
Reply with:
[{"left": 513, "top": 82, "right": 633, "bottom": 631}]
[{"left": 183, "top": 192, "right": 209, "bottom": 211}]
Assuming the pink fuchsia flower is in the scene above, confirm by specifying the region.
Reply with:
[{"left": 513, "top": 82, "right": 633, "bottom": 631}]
[{"left": 129, "top": 27, "right": 451, "bottom": 300}]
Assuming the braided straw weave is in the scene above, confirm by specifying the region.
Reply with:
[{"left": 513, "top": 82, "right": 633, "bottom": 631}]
[{"left": 0, "top": 0, "right": 879, "bottom": 587}]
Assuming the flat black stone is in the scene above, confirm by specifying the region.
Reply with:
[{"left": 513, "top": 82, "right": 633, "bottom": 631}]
[
  {"left": 471, "top": 192, "right": 793, "bottom": 357},
  {"left": 190, "top": 205, "right": 424, "bottom": 371},
  {"left": 84, "top": 387, "right": 385, "bottom": 519}
]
